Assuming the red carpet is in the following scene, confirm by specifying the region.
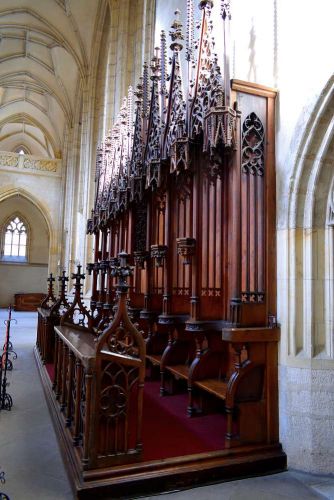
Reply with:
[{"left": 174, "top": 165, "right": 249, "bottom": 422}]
[
  {"left": 44, "top": 365, "right": 226, "bottom": 461},
  {"left": 142, "top": 380, "right": 226, "bottom": 461},
  {"left": 46, "top": 363, "right": 54, "bottom": 382}
]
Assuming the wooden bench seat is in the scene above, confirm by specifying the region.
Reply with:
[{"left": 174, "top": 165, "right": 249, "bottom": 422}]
[
  {"left": 194, "top": 378, "right": 228, "bottom": 400},
  {"left": 146, "top": 353, "right": 162, "bottom": 366},
  {"left": 166, "top": 363, "right": 190, "bottom": 380}
]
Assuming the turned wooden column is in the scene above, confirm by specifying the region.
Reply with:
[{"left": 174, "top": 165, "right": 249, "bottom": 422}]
[{"left": 66, "top": 351, "right": 75, "bottom": 426}]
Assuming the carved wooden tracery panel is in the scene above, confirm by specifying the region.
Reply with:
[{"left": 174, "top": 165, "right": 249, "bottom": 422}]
[
  {"left": 149, "top": 190, "right": 166, "bottom": 297},
  {"left": 98, "top": 362, "right": 139, "bottom": 456},
  {"left": 242, "top": 112, "right": 265, "bottom": 176},
  {"left": 241, "top": 112, "right": 265, "bottom": 303},
  {"left": 199, "top": 171, "right": 226, "bottom": 316},
  {"left": 171, "top": 173, "right": 192, "bottom": 302},
  {"left": 94, "top": 259, "right": 146, "bottom": 463}
]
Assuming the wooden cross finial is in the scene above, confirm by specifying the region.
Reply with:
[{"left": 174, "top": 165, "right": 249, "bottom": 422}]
[
  {"left": 47, "top": 273, "right": 55, "bottom": 284},
  {"left": 58, "top": 270, "right": 69, "bottom": 287},
  {"left": 46, "top": 273, "right": 56, "bottom": 301},
  {"left": 72, "top": 265, "right": 85, "bottom": 289}
]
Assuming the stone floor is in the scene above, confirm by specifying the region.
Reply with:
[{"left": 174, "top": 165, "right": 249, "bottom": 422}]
[{"left": 0, "top": 309, "right": 333, "bottom": 500}]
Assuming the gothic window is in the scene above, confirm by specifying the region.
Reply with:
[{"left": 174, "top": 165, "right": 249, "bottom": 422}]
[
  {"left": 2, "top": 216, "right": 28, "bottom": 261},
  {"left": 14, "top": 146, "right": 30, "bottom": 155}
]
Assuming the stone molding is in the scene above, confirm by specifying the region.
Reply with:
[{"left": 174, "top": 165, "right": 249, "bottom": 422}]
[{"left": 0, "top": 151, "right": 61, "bottom": 176}]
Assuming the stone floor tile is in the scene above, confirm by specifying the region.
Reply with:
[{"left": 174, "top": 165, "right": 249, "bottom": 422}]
[{"left": 311, "top": 485, "right": 334, "bottom": 500}]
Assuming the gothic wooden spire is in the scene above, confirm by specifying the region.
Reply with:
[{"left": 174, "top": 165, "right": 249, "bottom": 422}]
[
  {"left": 163, "top": 9, "right": 187, "bottom": 169},
  {"left": 221, "top": 0, "right": 231, "bottom": 106},
  {"left": 145, "top": 47, "right": 162, "bottom": 189},
  {"left": 160, "top": 30, "right": 168, "bottom": 127},
  {"left": 186, "top": 0, "right": 194, "bottom": 64},
  {"left": 190, "top": 0, "right": 216, "bottom": 137},
  {"left": 130, "top": 79, "right": 145, "bottom": 202},
  {"left": 91, "top": 0, "right": 237, "bottom": 224}
]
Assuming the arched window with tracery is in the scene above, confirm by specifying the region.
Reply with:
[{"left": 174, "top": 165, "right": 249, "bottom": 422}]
[
  {"left": 2, "top": 216, "right": 28, "bottom": 261},
  {"left": 14, "top": 145, "right": 30, "bottom": 156}
]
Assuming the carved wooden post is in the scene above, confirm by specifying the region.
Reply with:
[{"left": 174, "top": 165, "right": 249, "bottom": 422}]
[
  {"left": 229, "top": 104, "right": 242, "bottom": 325},
  {"left": 93, "top": 227, "right": 106, "bottom": 324},
  {"left": 66, "top": 351, "right": 75, "bottom": 426},
  {"left": 55, "top": 337, "right": 63, "bottom": 399},
  {"left": 60, "top": 343, "right": 68, "bottom": 411},
  {"left": 105, "top": 226, "right": 114, "bottom": 309},
  {"left": 52, "top": 334, "right": 58, "bottom": 390},
  {"left": 73, "top": 359, "right": 83, "bottom": 446},
  {"left": 191, "top": 161, "right": 199, "bottom": 320},
  {"left": 89, "top": 229, "right": 100, "bottom": 314},
  {"left": 82, "top": 370, "right": 93, "bottom": 467}
]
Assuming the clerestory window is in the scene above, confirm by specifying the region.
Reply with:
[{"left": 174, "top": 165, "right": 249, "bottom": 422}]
[
  {"left": 2, "top": 216, "right": 28, "bottom": 261},
  {"left": 14, "top": 146, "right": 30, "bottom": 156}
]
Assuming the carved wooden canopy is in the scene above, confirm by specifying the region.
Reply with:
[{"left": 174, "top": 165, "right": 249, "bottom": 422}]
[{"left": 87, "top": 0, "right": 235, "bottom": 234}]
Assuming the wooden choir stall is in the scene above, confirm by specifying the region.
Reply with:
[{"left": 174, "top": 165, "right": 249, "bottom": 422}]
[{"left": 35, "top": 2, "right": 286, "bottom": 498}]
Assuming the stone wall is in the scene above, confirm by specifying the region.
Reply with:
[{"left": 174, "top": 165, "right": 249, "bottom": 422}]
[{"left": 0, "top": 151, "right": 64, "bottom": 279}]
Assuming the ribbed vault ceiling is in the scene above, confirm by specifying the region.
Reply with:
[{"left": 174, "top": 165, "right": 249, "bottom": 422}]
[{"left": 0, "top": 0, "right": 99, "bottom": 158}]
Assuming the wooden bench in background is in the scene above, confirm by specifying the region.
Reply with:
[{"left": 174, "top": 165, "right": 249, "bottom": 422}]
[{"left": 14, "top": 292, "right": 46, "bottom": 311}]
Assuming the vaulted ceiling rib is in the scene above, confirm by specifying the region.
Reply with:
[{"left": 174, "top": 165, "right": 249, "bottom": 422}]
[{"left": 0, "top": 1, "right": 99, "bottom": 158}]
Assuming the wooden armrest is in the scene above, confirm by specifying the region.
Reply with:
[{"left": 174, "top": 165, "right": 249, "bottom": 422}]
[
  {"left": 222, "top": 327, "right": 280, "bottom": 343},
  {"left": 54, "top": 325, "right": 96, "bottom": 369}
]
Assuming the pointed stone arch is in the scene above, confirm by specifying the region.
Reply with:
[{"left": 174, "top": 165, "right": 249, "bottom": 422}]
[
  {"left": 279, "top": 74, "right": 334, "bottom": 474},
  {"left": 283, "top": 75, "right": 334, "bottom": 360}
]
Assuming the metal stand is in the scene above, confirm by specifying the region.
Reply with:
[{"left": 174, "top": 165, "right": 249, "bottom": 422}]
[
  {"left": 0, "top": 306, "right": 17, "bottom": 411},
  {"left": 0, "top": 468, "right": 9, "bottom": 499}
]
